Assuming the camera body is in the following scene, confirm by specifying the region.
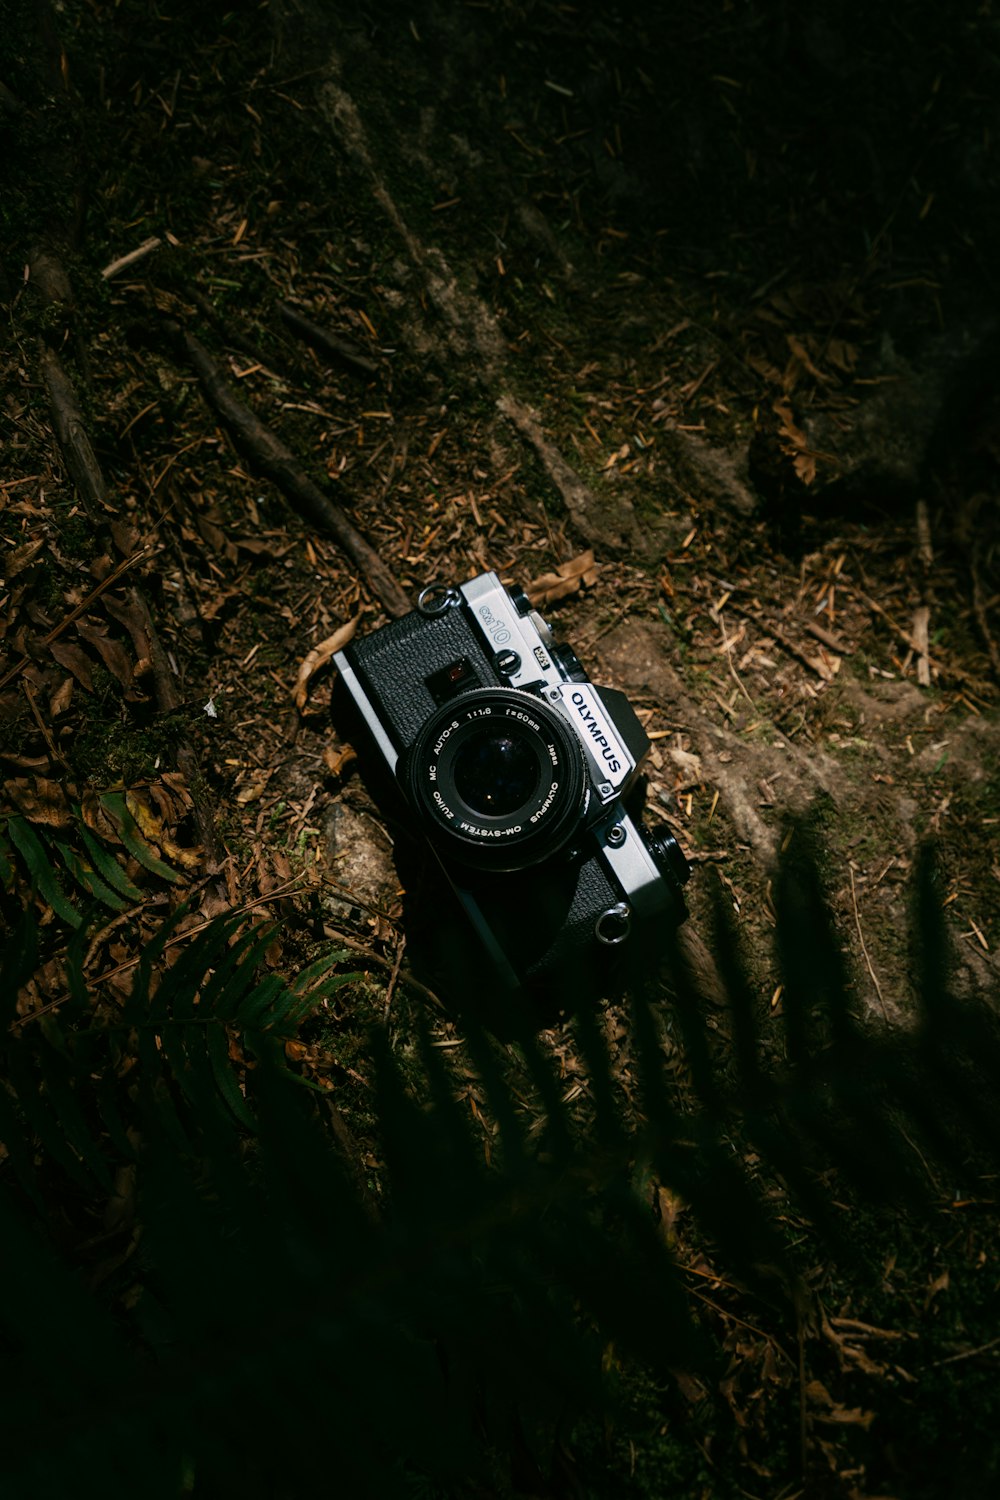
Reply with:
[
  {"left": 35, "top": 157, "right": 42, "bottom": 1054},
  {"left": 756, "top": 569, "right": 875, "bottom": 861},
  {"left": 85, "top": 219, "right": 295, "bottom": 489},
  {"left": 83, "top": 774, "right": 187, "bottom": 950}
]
[{"left": 333, "top": 572, "right": 688, "bottom": 997}]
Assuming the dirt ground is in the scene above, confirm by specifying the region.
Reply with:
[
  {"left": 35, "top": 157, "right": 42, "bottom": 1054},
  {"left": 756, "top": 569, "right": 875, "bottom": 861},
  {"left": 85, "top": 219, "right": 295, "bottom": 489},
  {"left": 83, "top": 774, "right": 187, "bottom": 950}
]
[{"left": 3, "top": 1, "right": 1000, "bottom": 1495}]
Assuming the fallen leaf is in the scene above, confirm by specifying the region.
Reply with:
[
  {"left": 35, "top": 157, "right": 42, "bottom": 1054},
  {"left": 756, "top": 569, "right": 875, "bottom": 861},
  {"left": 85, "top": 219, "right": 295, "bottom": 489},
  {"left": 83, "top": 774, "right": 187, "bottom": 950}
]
[
  {"left": 7, "top": 776, "right": 74, "bottom": 828},
  {"left": 235, "top": 768, "right": 274, "bottom": 805},
  {"left": 125, "top": 790, "right": 164, "bottom": 842},
  {"left": 669, "top": 746, "right": 703, "bottom": 781},
  {"left": 653, "top": 1182, "right": 685, "bottom": 1247},
  {"left": 195, "top": 512, "right": 238, "bottom": 561},
  {"left": 526, "top": 550, "right": 598, "bottom": 608},
  {"left": 49, "top": 676, "right": 74, "bottom": 717},
  {"left": 159, "top": 837, "right": 204, "bottom": 870},
  {"left": 49, "top": 639, "right": 95, "bottom": 692},
  {"left": 324, "top": 742, "right": 357, "bottom": 777},
  {"left": 805, "top": 1379, "right": 875, "bottom": 1430},
  {"left": 76, "top": 620, "right": 137, "bottom": 691},
  {"left": 293, "top": 615, "right": 359, "bottom": 712},
  {"left": 5, "top": 538, "right": 45, "bottom": 577},
  {"left": 81, "top": 788, "right": 120, "bottom": 842}
]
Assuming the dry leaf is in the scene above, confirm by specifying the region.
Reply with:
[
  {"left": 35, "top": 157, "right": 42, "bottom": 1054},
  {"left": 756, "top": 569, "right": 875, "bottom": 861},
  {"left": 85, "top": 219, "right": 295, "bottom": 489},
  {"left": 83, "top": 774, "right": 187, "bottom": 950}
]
[
  {"left": 7, "top": 776, "right": 74, "bottom": 828},
  {"left": 526, "top": 550, "right": 598, "bottom": 608},
  {"left": 793, "top": 450, "right": 818, "bottom": 486},
  {"left": 49, "top": 639, "right": 95, "bottom": 692},
  {"left": 653, "top": 1183, "right": 685, "bottom": 1247},
  {"left": 76, "top": 620, "right": 137, "bottom": 691},
  {"left": 159, "top": 837, "right": 203, "bottom": 870},
  {"left": 669, "top": 746, "right": 703, "bottom": 781},
  {"left": 81, "top": 788, "right": 120, "bottom": 842},
  {"left": 785, "top": 332, "right": 830, "bottom": 385},
  {"left": 125, "top": 790, "right": 165, "bottom": 842},
  {"left": 5, "top": 538, "right": 45, "bottom": 577},
  {"left": 324, "top": 742, "right": 357, "bottom": 777},
  {"left": 49, "top": 676, "right": 74, "bottom": 717},
  {"left": 103, "top": 593, "right": 154, "bottom": 662},
  {"left": 805, "top": 1379, "right": 875, "bottom": 1430},
  {"left": 235, "top": 768, "right": 274, "bottom": 805},
  {"left": 293, "top": 615, "right": 359, "bottom": 712},
  {"left": 195, "top": 512, "right": 238, "bottom": 561},
  {"left": 236, "top": 536, "right": 294, "bottom": 558}
]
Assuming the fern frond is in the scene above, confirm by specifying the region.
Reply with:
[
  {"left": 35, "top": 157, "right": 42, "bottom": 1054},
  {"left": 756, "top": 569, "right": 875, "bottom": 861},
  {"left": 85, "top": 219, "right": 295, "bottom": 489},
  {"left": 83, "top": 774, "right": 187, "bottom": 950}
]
[{"left": 5, "top": 815, "right": 82, "bottom": 928}]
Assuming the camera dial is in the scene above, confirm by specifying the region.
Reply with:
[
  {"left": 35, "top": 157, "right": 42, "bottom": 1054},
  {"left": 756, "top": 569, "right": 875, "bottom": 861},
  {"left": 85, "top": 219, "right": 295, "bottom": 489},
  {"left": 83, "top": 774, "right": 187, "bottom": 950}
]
[
  {"left": 406, "top": 688, "right": 589, "bottom": 872},
  {"left": 638, "top": 822, "right": 690, "bottom": 899}
]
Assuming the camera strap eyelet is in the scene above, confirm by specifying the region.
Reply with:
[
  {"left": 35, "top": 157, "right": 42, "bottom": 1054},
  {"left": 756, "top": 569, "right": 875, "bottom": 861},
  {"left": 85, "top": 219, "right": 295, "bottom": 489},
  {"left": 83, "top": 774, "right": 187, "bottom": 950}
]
[
  {"left": 594, "top": 902, "right": 631, "bottom": 946},
  {"left": 418, "top": 583, "right": 462, "bottom": 617}
]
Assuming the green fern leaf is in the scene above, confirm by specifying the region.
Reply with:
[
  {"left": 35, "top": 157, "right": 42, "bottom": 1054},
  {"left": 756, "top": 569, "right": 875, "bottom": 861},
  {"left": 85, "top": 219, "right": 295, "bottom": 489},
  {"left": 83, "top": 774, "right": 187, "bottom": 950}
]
[
  {"left": 200, "top": 921, "right": 278, "bottom": 1019},
  {"left": 206, "top": 1022, "right": 256, "bottom": 1129},
  {"left": 231, "top": 972, "right": 291, "bottom": 1033},
  {"left": 56, "top": 839, "right": 130, "bottom": 913},
  {"left": 0, "top": 1081, "right": 43, "bottom": 1206},
  {"left": 79, "top": 827, "right": 144, "bottom": 901},
  {"left": 0, "top": 828, "right": 15, "bottom": 891},
  {"left": 288, "top": 948, "right": 352, "bottom": 995},
  {"left": 99, "top": 792, "right": 181, "bottom": 883},
  {"left": 3, "top": 1045, "right": 94, "bottom": 1189},
  {"left": 6, "top": 816, "right": 82, "bottom": 927}
]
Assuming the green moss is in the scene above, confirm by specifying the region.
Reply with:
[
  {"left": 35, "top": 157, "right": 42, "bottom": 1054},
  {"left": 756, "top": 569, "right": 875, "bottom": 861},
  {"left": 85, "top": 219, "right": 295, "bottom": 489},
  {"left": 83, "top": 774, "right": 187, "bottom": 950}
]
[{"left": 68, "top": 698, "right": 187, "bottom": 787}]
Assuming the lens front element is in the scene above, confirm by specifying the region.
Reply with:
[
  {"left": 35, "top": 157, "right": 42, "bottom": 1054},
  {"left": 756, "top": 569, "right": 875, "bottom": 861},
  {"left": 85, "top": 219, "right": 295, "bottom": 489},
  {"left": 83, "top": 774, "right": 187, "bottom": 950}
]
[
  {"left": 408, "top": 690, "right": 587, "bottom": 870},
  {"left": 452, "top": 726, "right": 540, "bottom": 816}
]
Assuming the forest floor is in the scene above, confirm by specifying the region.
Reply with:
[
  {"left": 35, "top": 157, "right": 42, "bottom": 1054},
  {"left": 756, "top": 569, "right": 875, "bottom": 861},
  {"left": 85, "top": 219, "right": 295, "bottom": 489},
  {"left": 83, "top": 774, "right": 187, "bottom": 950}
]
[{"left": 3, "top": 2, "right": 1000, "bottom": 1496}]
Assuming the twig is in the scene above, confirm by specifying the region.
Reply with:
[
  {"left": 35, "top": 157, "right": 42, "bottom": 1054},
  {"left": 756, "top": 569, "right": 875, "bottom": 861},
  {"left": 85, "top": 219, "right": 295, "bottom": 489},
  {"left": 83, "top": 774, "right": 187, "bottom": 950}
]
[
  {"left": 278, "top": 300, "right": 379, "bottom": 378},
  {"left": 322, "top": 923, "right": 447, "bottom": 1012},
  {"left": 101, "top": 236, "right": 162, "bottom": 280},
  {"left": 41, "top": 346, "right": 107, "bottom": 517},
  {"left": 21, "top": 678, "right": 69, "bottom": 770},
  {"left": 719, "top": 612, "right": 755, "bottom": 708},
  {"left": 849, "top": 865, "right": 887, "bottom": 1018},
  {"left": 0, "top": 545, "right": 152, "bottom": 690},
  {"left": 383, "top": 933, "right": 407, "bottom": 1021},
  {"left": 174, "top": 326, "right": 410, "bottom": 618},
  {"left": 728, "top": 600, "right": 840, "bottom": 679},
  {"left": 912, "top": 604, "right": 932, "bottom": 687},
  {"left": 127, "top": 585, "right": 226, "bottom": 876},
  {"left": 687, "top": 1284, "right": 796, "bottom": 1367},
  {"left": 190, "top": 288, "right": 304, "bottom": 384},
  {"left": 925, "top": 1335, "right": 1000, "bottom": 1369},
  {"left": 842, "top": 582, "right": 986, "bottom": 691},
  {"left": 801, "top": 618, "right": 851, "bottom": 655}
]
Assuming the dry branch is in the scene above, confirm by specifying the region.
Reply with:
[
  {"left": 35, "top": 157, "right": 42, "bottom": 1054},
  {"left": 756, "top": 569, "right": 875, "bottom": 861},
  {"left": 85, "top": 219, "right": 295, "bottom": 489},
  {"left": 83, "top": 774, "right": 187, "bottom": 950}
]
[
  {"left": 102, "top": 236, "right": 162, "bottom": 281},
  {"left": 41, "top": 347, "right": 107, "bottom": 518},
  {"left": 190, "top": 289, "right": 305, "bottom": 384},
  {"left": 177, "top": 327, "right": 410, "bottom": 618},
  {"left": 278, "top": 301, "right": 379, "bottom": 378},
  {"left": 126, "top": 586, "right": 225, "bottom": 875}
]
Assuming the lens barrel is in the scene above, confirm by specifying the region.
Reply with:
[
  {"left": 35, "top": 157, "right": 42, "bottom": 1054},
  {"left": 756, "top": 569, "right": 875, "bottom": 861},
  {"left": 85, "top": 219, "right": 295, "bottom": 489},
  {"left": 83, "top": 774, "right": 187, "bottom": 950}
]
[{"left": 406, "top": 689, "right": 588, "bottom": 871}]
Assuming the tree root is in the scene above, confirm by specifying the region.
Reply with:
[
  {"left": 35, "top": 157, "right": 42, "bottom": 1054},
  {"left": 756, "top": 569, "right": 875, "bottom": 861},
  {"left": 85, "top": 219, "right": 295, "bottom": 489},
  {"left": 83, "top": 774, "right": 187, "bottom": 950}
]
[
  {"left": 278, "top": 300, "right": 378, "bottom": 379},
  {"left": 175, "top": 326, "right": 411, "bottom": 618},
  {"left": 40, "top": 347, "right": 106, "bottom": 519}
]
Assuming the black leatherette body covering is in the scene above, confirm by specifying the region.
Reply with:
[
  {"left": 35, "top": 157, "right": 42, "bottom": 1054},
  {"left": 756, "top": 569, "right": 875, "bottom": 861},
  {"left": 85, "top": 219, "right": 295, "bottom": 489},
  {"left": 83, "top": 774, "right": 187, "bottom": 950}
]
[
  {"left": 341, "top": 606, "right": 497, "bottom": 752},
  {"left": 463, "top": 845, "right": 623, "bottom": 988}
]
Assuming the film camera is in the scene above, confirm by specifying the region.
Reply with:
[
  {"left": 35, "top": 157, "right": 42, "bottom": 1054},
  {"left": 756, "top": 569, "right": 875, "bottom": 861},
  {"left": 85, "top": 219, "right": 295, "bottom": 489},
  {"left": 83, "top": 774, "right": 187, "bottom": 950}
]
[{"left": 333, "top": 572, "right": 688, "bottom": 1000}]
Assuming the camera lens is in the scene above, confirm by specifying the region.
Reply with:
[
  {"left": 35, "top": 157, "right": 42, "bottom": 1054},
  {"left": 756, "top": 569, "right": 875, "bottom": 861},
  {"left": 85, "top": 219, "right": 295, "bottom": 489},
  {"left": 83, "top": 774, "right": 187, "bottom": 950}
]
[
  {"left": 407, "top": 688, "right": 588, "bottom": 870},
  {"left": 452, "top": 726, "right": 540, "bottom": 816}
]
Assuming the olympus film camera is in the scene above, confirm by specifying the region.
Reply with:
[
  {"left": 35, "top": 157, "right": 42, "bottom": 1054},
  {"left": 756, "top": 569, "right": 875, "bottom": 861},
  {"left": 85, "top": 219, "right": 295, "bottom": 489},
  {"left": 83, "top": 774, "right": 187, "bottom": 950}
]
[{"left": 334, "top": 573, "right": 689, "bottom": 998}]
